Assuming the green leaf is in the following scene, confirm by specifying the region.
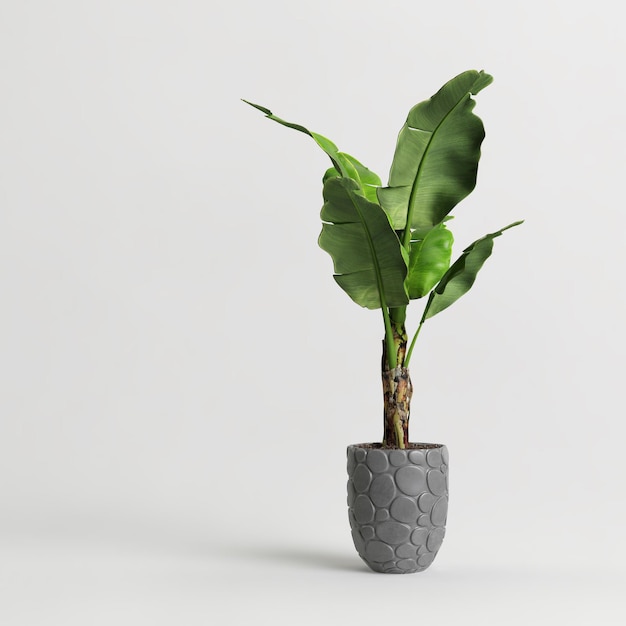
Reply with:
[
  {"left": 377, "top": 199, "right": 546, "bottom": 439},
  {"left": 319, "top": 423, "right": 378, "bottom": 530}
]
[
  {"left": 408, "top": 225, "right": 454, "bottom": 299},
  {"left": 318, "top": 177, "right": 409, "bottom": 310},
  {"left": 323, "top": 167, "right": 340, "bottom": 184},
  {"left": 338, "top": 153, "right": 381, "bottom": 187},
  {"left": 321, "top": 154, "right": 381, "bottom": 205},
  {"left": 242, "top": 99, "right": 346, "bottom": 173},
  {"left": 422, "top": 221, "right": 523, "bottom": 320},
  {"left": 337, "top": 153, "right": 381, "bottom": 203},
  {"left": 243, "top": 100, "right": 382, "bottom": 201},
  {"left": 377, "top": 70, "right": 493, "bottom": 233}
]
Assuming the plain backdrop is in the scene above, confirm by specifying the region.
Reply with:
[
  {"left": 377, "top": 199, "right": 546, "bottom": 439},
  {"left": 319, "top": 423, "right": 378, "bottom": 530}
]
[{"left": 1, "top": 0, "right": 625, "bottom": 624}]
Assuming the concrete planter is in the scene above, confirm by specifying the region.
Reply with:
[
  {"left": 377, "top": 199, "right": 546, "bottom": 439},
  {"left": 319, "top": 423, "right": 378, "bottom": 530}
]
[{"left": 347, "top": 443, "right": 449, "bottom": 574}]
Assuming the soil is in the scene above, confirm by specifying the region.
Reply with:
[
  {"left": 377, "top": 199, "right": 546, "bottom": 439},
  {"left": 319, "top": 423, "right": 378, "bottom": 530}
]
[{"left": 355, "top": 442, "right": 443, "bottom": 450}]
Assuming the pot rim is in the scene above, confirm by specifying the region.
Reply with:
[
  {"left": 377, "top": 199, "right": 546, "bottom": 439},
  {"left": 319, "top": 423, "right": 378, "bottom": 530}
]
[{"left": 348, "top": 442, "right": 446, "bottom": 450}]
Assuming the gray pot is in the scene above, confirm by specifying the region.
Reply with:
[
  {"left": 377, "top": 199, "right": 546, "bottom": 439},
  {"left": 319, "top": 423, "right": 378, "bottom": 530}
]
[{"left": 347, "top": 443, "right": 449, "bottom": 574}]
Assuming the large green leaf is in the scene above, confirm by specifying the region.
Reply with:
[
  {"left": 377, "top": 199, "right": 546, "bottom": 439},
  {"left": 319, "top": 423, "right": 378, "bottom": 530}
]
[
  {"left": 408, "top": 224, "right": 454, "bottom": 299},
  {"left": 322, "top": 153, "right": 381, "bottom": 203},
  {"left": 243, "top": 100, "right": 380, "bottom": 196},
  {"left": 318, "top": 177, "right": 409, "bottom": 310},
  {"left": 377, "top": 70, "right": 493, "bottom": 232},
  {"left": 422, "top": 221, "right": 523, "bottom": 320}
]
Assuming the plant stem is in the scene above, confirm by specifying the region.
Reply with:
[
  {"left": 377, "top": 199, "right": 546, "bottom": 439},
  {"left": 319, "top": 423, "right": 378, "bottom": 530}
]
[
  {"left": 382, "top": 315, "right": 408, "bottom": 371},
  {"left": 381, "top": 320, "right": 412, "bottom": 448},
  {"left": 404, "top": 319, "right": 424, "bottom": 368},
  {"left": 382, "top": 307, "right": 397, "bottom": 370},
  {"left": 382, "top": 366, "right": 412, "bottom": 449},
  {"left": 390, "top": 306, "right": 406, "bottom": 326}
]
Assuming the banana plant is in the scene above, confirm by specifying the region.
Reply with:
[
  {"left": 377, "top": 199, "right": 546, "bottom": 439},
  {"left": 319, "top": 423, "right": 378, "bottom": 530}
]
[{"left": 245, "top": 70, "right": 522, "bottom": 448}]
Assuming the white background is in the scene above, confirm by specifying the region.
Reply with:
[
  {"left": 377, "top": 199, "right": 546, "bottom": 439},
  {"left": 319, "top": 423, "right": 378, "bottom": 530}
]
[{"left": 1, "top": 0, "right": 624, "bottom": 624}]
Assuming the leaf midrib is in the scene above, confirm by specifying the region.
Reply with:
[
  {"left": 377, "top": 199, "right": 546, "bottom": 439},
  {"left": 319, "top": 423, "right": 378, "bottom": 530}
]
[
  {"left": 401, "top": 93, "right": 472, "bottom": 247},
  {"left": 346, "top": 191, "right": 391, "bottom": 311}
]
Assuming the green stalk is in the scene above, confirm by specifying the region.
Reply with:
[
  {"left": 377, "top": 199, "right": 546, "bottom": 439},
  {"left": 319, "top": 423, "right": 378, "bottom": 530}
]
[
  {"left": 390, "top": 306, "right": 406, "bottom": 325},
  {"left": 394, "top": 420, "right": 405, "bottom": 449},
  {"left": 382, "top": 306, "right": 397, "bottom": 369},
  {"left": 404, "top": 318, "right": 424, "bottom": 368}
]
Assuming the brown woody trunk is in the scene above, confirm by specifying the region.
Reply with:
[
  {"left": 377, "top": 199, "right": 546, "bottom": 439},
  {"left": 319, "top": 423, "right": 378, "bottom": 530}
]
[
  {"left": 381, "top": 322, "right": 413, "bottom": 448},
  {"left": 382, "top": 367, "right": 413, "bottom": 448}
]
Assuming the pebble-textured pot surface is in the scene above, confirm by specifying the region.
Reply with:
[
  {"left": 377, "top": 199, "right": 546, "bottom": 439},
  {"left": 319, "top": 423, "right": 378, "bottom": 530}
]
[{"left": 347, "top": 444, "right": 449, "bottom": 574}]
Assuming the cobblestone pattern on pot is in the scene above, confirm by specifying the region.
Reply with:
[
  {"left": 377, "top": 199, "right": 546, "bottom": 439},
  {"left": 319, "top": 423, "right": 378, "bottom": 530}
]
[{"left": 347, "top": 444, "right": 449, "bottom": 574}]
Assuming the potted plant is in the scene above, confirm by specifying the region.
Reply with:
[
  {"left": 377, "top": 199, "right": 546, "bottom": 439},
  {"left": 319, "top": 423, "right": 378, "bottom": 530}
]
[{"left": 245, "top": 69, "right": 522, "bottom": 574}]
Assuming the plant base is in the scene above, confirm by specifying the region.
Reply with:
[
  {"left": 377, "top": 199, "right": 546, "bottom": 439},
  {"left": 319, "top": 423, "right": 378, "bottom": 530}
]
[{"left": 347, "top": 443, "right": 449, "bottom": 574}]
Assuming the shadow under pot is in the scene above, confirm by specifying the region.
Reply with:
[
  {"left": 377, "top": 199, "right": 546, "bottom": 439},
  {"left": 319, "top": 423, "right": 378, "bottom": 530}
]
[{"left": 347, "top": 443, "right": 449, "bottom": 574}]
